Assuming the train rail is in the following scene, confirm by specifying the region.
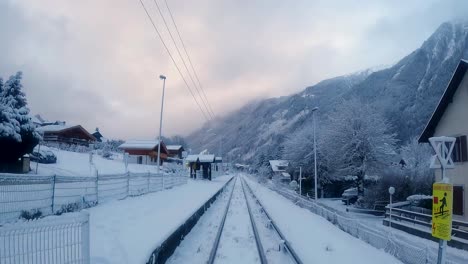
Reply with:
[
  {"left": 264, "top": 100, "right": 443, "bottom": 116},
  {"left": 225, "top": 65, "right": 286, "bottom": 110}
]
[{"left": 206, "top": 176, "right": 302, "bottom": 264}]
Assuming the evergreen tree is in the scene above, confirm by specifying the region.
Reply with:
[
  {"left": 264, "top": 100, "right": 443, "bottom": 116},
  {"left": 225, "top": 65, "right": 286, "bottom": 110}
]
[{"left": 0, "top": 72, "right": 40, "bottom": 163}]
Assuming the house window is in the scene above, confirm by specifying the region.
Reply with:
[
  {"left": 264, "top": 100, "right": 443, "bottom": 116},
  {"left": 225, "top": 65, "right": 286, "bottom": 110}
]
[
  {"left": 452, "top": 135, "right": 467, "bottom": 163},
  {"left": 453, "top": 185, "right": 464, "bottom": 216},
  {"left": 137, "top": 156, "right": 143, "bottom": 164}
]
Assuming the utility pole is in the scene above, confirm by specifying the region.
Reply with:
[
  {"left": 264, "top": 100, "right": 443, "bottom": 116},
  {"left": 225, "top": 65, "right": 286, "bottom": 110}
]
[
  {"left": 157, "top": 75, "right": 166, "bottom": 174},
  {"left": 312, "top": 107, "right": 319, "bottom": 200},
  {"left": 299, "top": 167, "right": 302, "bottom": 196}
]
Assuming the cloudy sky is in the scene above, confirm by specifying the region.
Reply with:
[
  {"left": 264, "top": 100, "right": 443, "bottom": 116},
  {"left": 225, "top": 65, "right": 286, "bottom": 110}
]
[{"left": 1, "top": 0, "right": 467, "bottom": 140}]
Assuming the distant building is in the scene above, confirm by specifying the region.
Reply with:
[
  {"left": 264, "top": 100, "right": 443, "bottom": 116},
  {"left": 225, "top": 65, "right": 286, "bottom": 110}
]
[
  {"left": 186, "top": 154, "right": 216, "bottom": 180},
  {"left": 92, "top": 128, "right": 105, "bottom": 142},
  {"left": 419, "top": 59, "right": 468, "bottom": 222},
  {"left": 166, "top": 145, "right": 185, "bottom": 159},
  {"left": 269, "top": 160, "right": 290, "bottom": 181},
  {"left": 118, "top": 140, "right": 168, "bottom": 165},
  {"left": 36, "top": 124, "right": 97, "bottom": 147}
]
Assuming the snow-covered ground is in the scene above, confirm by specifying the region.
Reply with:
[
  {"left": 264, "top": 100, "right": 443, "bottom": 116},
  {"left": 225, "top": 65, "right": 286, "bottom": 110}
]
[
  {"left": 89, "top": 175, "right": 232, "bottom": 264},
  {"left": 30, "top": 147, "right": 183, "bottom": 176},
  {"left": 244, "top": 176, "right": 402, "bottom": 264}
]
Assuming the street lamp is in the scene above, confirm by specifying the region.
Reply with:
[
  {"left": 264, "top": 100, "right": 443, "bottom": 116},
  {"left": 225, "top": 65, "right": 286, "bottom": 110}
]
[
  {"left": 388, "top": 186, "right": 395, "bottom": 228},
  {"left": 312, "top": 107, "right": 319, "bottom": 200},
  {"left": 156, "top": 75, "right": 166, "bottom": 174}
]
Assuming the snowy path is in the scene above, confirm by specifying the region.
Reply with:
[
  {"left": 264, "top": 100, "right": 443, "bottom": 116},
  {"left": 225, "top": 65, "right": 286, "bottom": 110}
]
[
  {"left": 214, "top": 177, "right": 260, "bottom": 264},
  {"left": 244, "top": 176, "right": 402, "bottom": 264},
  {"left": 88, "top": 176, "right": 232, "bottom": 264}
]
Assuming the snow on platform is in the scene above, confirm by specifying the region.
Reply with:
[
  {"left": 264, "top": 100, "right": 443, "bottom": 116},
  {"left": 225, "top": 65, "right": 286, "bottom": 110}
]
[
  {"left": 89, "top": 175, "right": 232, "bottom": 264},
  {"left": 244, "top": 176, "right": 401, "bottom": 264}
]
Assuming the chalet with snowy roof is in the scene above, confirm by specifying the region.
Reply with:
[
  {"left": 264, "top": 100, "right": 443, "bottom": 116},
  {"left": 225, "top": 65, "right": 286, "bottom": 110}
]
[
  {"left": 118, "top": 140, "right": 168, "bottom": 165},
  {"left": 166, "top": 145, "right": 185, "bottom": 159},
  {"left": 269, "top": 160, "right": 290, "bottom": 181},
  {"left": 186, "top": 154, "right": 216, "bottom": 180},
  {"left": 36, "top": 124, "right": 96, "bottom": 147},
  {"left": 419, "top": 59, "right": 468, "bottom": 221}
]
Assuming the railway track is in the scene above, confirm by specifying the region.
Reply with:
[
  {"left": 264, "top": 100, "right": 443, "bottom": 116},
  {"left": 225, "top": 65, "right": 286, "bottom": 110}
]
[{"left": 207, "top": 176, "right": 302, "bottom": 264}]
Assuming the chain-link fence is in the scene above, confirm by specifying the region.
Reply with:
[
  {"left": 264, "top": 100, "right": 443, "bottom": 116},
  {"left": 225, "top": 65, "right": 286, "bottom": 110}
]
[
  {"left": 270, "top": 184, "right": 467, "bottom": 264},
  {"left": 0, "top": 172, "right": 188, "bottom": 223},
  {"left": 0, "top": 211, "right": 90, "bottom": 264}
]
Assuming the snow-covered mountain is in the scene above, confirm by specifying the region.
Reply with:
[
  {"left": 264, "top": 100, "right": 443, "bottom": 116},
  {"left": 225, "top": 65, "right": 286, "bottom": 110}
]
[{"left": 188, "top": 21, "right": 468, "bottom": 164}]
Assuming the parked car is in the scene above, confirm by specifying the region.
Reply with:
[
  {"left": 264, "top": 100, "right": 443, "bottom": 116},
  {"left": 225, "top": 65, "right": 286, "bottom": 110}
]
[
  {"left": 341, "top": 187, "right": 358, "bottom": 205},
  {"left": 30, "top": 147, "right": 57, "bottom": 164}
]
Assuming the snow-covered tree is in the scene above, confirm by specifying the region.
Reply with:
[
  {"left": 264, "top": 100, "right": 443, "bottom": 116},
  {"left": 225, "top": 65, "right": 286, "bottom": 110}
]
[
  {"left": 282, "top": 123, "right": 331, "bottom": 187},
  {"left": 0, "top": 72, "right": 40, "bottom": 163},
  {"left": 400, "top": 137, "right": 434, "bottom": 194},
  {"left": 320, "top": 98, "right": 397, "bottom": 196}
]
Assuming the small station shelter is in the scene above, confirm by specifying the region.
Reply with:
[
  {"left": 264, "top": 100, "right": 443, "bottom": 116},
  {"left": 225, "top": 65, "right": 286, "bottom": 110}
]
[{"left": 186, "top": 154, "right": 216, "bottom": 180}]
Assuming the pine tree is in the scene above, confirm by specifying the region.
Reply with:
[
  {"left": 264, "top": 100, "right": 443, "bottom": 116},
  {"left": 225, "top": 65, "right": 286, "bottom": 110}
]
[{"left": 0, "top": 72, "right": 40, "bottom": 163}]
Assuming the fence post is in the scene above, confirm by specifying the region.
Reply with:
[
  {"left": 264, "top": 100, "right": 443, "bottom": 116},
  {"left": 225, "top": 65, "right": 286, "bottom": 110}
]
[
  {"left": 82, "top": 212, "right": 91, "bottom": 264},
  {"left": 162, "top": 172, "right": 165, "bottom": 190},
  {"left": 95, "top": 170, "right": 99, "bottom": 204},
  {"left": 51, "top": 175, "right": 56, "bottom": 214},
  {"left": 127, "top": 172, "right": 130, "bottom": 197},
  {"left": 147, "top": 172, "right": 150, "bottom": 193}
]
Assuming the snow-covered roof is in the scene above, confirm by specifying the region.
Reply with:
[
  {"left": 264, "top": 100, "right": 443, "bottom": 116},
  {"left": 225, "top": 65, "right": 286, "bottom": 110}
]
[
  {"left": 166, "top": 145, "right": 183, "bottom": 151},
  {"left": 119, "top": 140, "right": 161, "bottom": 150},
  {"left": 215, "top": 157, "right": 222, "bottom": 161},
  {"left": 199, "top": 154, "right": 215, "bottom": 163},
  {"left": 185, "top": 154, "right": 199, "bottom": 162},
  {"left": 36, "top": 124, "right": 75, "bottom": 132},
  {"left": 269, "top": 160, "right": 289, "bottom": 172},
  {"left": 31, "top": 115, "right": 43, "bottom": 125},
  {"left": 281, "top": 172, "right": 291, "bottom": 178}
]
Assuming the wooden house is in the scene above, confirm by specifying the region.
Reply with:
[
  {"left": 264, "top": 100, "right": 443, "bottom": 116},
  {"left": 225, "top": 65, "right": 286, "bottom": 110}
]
[
  {"left": 36, "top": 124, "right": 96, "bottom": 146},
  {"left": 118, "top": 140, "right": 168, "bottom": 165},
  {"left": 166, "top": 145, "right": 185, "bottom": 159}
]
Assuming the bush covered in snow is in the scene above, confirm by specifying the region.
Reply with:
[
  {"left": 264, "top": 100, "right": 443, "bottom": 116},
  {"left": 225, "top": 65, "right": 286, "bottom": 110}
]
[{"left": 0, "top": 72, "right": 41, "bottom": 163}]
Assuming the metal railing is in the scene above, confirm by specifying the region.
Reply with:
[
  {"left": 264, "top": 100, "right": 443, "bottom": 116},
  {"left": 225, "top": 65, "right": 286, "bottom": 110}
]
[
  {"left": 0, "top": 211, "right": 90, "bottom": 264},
  {"left": 263, "top": 179, "right": 468, "bottom": 264},
  {"left": 0, "top": 172, "right": 188, "bottom": 223}
]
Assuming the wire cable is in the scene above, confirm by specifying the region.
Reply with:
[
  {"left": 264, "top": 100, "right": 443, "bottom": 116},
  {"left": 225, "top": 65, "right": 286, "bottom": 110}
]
[
  {"left": 152, "top": 0, "right": 214, "bottom": 119},
  {"left": 162, "top": 0, "right": 216, "bottom": 118},
  {"left": 137, "top": 0, "right": 210, "bottom": 121}
]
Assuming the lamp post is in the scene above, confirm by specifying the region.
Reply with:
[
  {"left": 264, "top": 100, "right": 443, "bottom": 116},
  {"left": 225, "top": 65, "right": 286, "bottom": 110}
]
[
  {"left": 312, "top": 107, "right": 319, "bottom": 200},
  {"left": 156, "top": 75, "right": 166, "bottom": 174},
  {"left": 388, "top": 186, "right": 395, "bottom": 228}
]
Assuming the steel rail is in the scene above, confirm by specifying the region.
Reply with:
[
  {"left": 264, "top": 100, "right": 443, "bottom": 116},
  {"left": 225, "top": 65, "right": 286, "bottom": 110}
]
[
  {"left": 207, "top": 177, "right": 237, "bottom": 264},
  {"left": 240, "top": 178, "right": 268, "bottom": 264},
  {"left": 242, "top": 177, "right": 304, "bottom": 264}
]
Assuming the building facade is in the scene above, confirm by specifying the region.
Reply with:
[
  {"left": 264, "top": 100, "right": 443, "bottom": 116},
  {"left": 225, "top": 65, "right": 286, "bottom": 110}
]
[{"left": 419, "top": 60, "right": 468, "bottom": 222}]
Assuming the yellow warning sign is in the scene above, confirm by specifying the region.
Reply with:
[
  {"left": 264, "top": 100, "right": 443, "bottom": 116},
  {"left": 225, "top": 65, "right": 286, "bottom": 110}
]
[{"left": 432, "top": 183, "right": 453, "bottom": 240}]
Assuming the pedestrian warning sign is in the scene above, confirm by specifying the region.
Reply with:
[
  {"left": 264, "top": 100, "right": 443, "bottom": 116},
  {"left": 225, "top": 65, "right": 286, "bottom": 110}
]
[{"left": 432, "top": 182, "right": 453, "bottom": 240}]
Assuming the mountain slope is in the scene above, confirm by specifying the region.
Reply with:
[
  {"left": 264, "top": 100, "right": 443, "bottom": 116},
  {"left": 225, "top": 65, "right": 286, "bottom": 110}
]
[{"left": 188, "top": 21, "right": 468, "bottom": 164}]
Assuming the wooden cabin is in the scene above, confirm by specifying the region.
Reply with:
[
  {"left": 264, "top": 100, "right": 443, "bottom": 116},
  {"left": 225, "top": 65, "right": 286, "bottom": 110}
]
[
  {"left": 118, "top": 140, "right": 168, "bottom": 165},
  {"left": 166, "top": 145, "right": 185, "bottom": 159},
  {"left": 36, "top": 124, "right": 96, "bottom": 147}
]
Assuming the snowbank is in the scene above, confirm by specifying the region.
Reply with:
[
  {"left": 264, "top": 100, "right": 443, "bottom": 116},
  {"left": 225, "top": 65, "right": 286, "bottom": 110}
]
[
  {"left": 31, "top": 148, "right": 182, "bottom": 176},
  {"left": 244, "top": 176, "right": 401, "bottom": 264}
]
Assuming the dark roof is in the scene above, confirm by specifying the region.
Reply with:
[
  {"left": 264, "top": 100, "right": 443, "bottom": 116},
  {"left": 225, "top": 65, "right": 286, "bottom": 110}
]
[{"left": 419, "top": 60, "right": 468, "bottom": 143}]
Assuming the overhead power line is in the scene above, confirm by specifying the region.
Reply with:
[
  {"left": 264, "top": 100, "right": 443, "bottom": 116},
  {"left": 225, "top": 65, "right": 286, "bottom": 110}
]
[
  {"left": 137, "top": 0, "right": 210, "bottom": 121},
  {"left": 152, "top": 0, "right": 214, "bottom": 119},
  {"left": 162, "top": 0, "right": 216, "bottom": 118}
]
